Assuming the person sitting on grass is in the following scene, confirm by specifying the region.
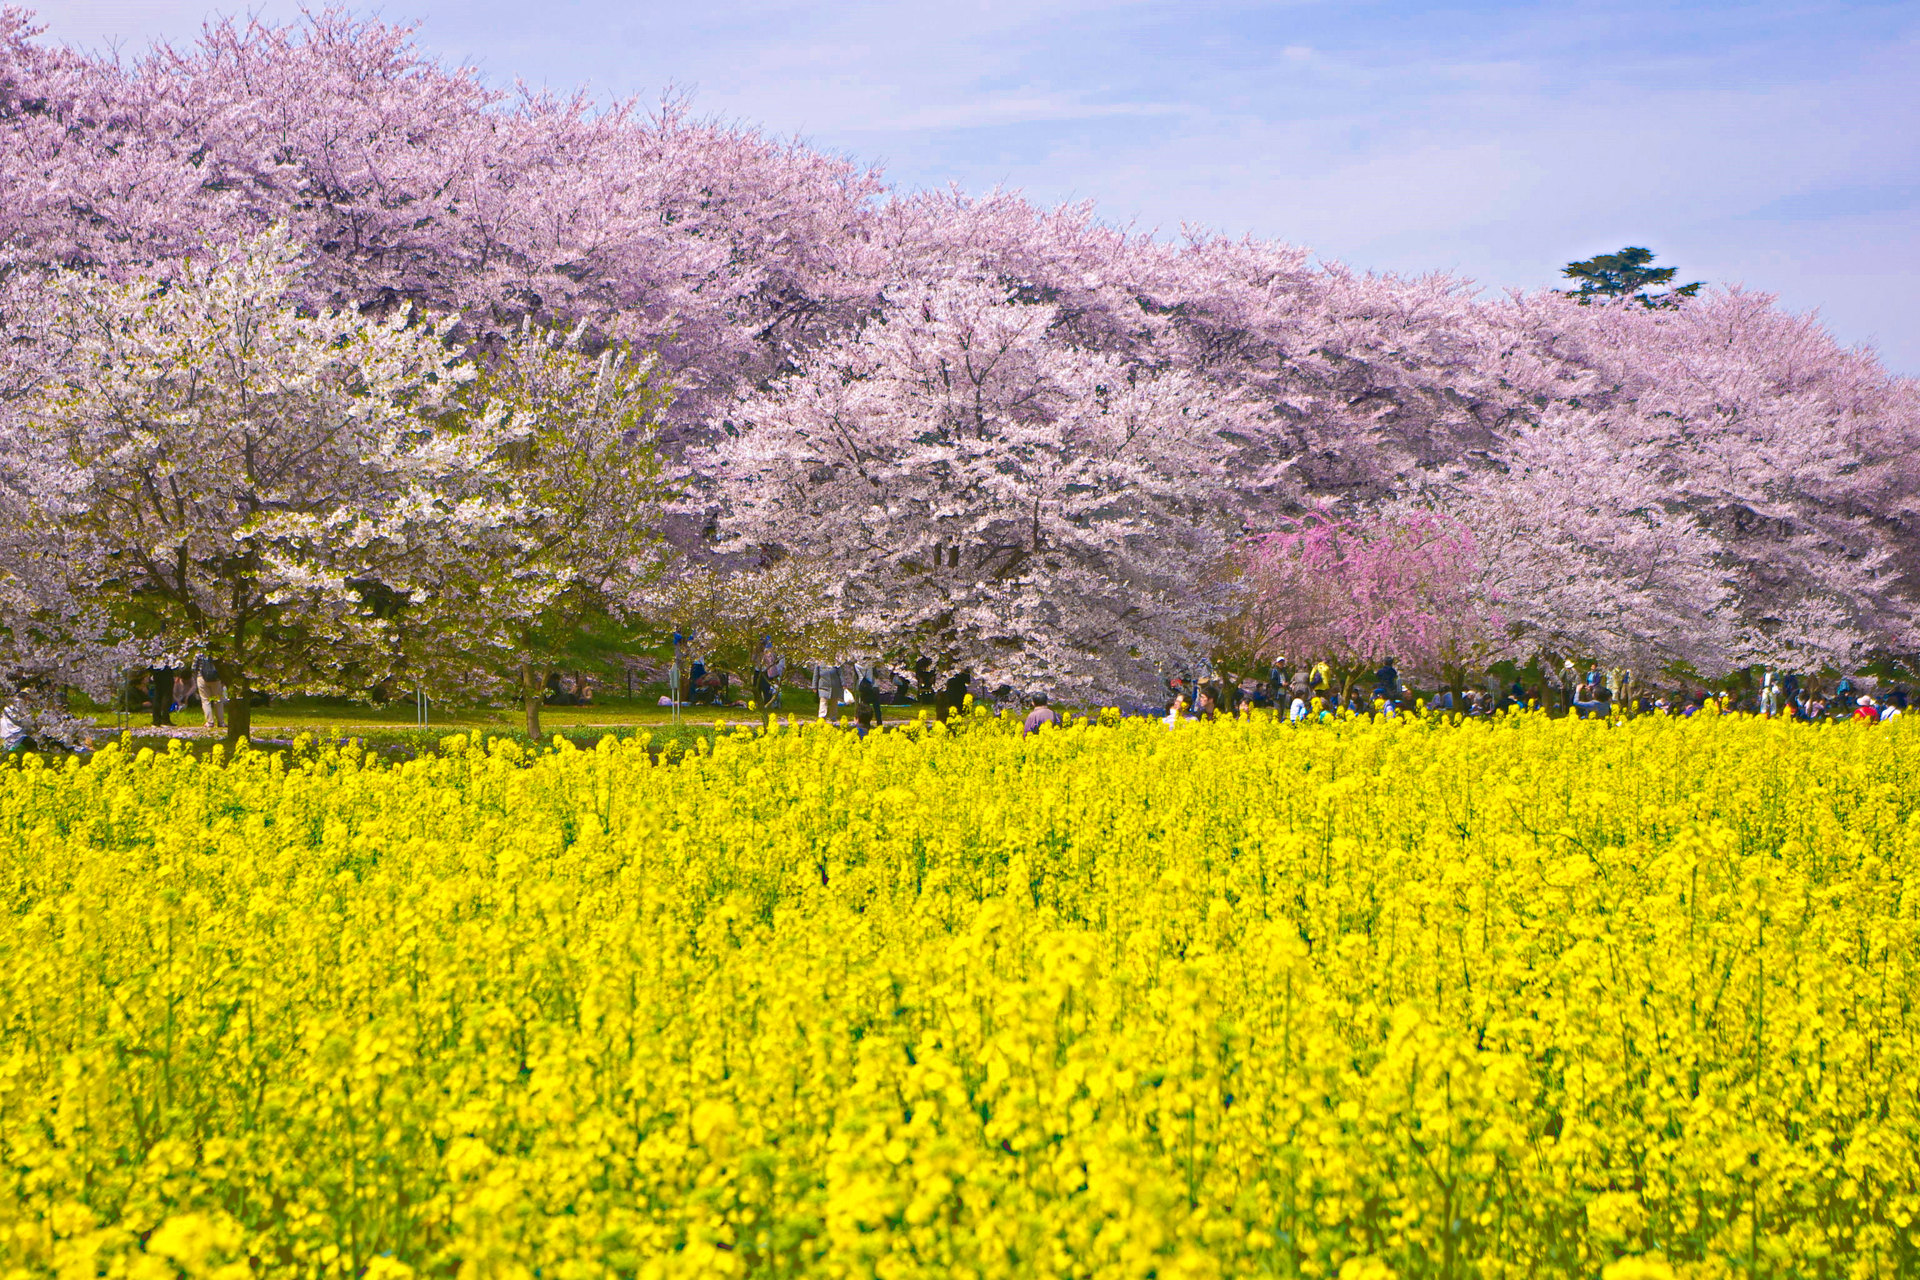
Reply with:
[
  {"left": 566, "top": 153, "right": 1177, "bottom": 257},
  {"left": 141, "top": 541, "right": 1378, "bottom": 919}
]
[{"left": 694, "top": 669, "right": 729, "bottom": 706}]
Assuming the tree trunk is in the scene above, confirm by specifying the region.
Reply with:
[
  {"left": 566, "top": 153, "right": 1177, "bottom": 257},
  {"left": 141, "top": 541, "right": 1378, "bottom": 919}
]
[
  {"left": 224, "top": 671, "right": 252, "bottom": 749},
  {"left": 522, "top": 662, "right": 544, "bottom": 738}
]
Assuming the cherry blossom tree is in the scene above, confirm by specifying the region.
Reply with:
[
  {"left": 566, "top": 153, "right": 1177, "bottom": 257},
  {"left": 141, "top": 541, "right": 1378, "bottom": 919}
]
[
  {"left": 409, "top": 322, "right": 676, "bottom": 738},
  {"left": 11, "top": 227, "right": 503, "bottom": 743},
  {"left": 0, "top": 274, "right": 136, "bottom": 744},
  {"left": 1533, "top": 288, "right": 1919, "bottom": 671},
  {"left": 2, "top": 6, "right": 1913, "bottom": 694},
  {"left": 1443, "top": 412, "right": 1738, "bottom": 680},
  {"left": 1229, "top": 511, "right": 1502, "bottom": 704},
  {"left": 0, "top": 8, "right": 880, "bottom": 428},
  {"left": 714, "top": 279, "right": 1239, "bottom": 702},
  {"left": 0, "top": 504, "right": 137, "bottom": 746}
]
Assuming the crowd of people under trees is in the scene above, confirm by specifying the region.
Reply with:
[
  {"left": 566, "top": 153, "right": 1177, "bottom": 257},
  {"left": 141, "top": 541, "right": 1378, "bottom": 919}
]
[
  {"left": 2, "top": 640, "right": 1910, "bottom": 756},
  {"left": 639, "top": 638, "right": 1914, "bottom": 737}
]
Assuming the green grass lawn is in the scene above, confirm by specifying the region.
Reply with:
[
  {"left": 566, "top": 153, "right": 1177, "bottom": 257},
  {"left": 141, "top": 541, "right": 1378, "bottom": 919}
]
[
  {"left": 87, "top": 691, "right": 933, "bottom": 740},
  {"left": 213, "top": 696, "right": 732, "bottom": 731},
  {"left": 66, "top": 690, "right": 962, "bottom": 767}
]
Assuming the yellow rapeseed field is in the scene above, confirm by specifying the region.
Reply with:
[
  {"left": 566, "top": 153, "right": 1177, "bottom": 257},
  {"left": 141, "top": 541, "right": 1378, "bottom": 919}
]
[{"left": 1, "top": 711, "right": 1916, "bottom": 1279}]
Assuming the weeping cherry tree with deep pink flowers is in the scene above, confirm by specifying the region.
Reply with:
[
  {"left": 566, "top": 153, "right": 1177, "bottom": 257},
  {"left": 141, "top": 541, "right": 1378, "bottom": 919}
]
[{"left": 1232, "top": 512, "right": 1504, "bottom": 704}]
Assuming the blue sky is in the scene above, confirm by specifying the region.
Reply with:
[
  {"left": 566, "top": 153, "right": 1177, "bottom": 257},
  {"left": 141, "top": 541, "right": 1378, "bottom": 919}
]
[{"left": 48, "top": 1, "right": 1920, "bottom": 372}]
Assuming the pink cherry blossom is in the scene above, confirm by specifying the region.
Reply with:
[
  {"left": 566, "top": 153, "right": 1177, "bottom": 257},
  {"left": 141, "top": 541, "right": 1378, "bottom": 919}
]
[{"left": 0, "top": 7, "right": 1912, "bottom": 707}]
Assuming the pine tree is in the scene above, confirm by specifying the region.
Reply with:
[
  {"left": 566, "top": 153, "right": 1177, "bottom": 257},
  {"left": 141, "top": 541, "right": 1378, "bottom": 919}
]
[{"left": 1559, "top": 247, "right": 1703, "bottom": 308}]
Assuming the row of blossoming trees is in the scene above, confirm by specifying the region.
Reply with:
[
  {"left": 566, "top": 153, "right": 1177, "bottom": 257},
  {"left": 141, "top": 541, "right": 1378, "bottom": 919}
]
[{"left": 0, "top": 8, "right": 1915, "bottom": 739}]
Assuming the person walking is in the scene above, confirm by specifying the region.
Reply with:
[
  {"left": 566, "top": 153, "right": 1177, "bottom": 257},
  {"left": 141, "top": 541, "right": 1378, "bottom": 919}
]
[
  {"left": 812, "top": 659, "right": 844, "bottom": 720},
  {"left": 856, "top": 673, "right": 884, "bottom": 727},
  {"left": 1780, "top": 670, "right": 1802, "bottom": 719},
  {"left": 195, "top": 655, "right": 226, "bottom": 730}
]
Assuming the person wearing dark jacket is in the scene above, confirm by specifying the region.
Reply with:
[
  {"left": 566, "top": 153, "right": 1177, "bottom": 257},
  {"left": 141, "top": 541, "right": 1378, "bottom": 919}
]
[
  {"left": 147, "top": 667, "right": 177, "bottom": 726},
  {"left": 1374, "top": 657, "right": 1400, "bottom": 701},
  {"left": 857, "top": 676, "right": 884, "bottom": 726},
  {"left": 936, "top": 670, "right": 971, "bottom": 722}
]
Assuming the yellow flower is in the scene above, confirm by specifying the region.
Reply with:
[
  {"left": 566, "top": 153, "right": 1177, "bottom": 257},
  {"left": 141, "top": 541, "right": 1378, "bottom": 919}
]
[{"left": 0, "top": 714, "right": 1911, "bottom": 1276}]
